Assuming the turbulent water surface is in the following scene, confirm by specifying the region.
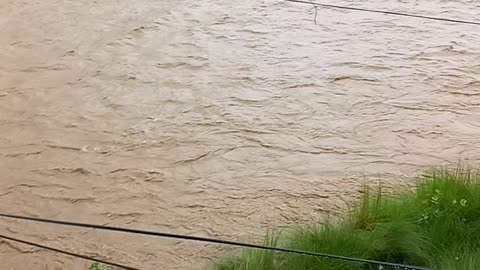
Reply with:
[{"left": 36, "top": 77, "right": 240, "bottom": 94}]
[{"left": 1, "top": 0, "right": 479, "bottom": 269}]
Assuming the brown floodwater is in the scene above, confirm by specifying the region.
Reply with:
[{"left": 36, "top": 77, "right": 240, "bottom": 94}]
[{"left": 0, "top": 0, "right": 479, "bottom": 269}]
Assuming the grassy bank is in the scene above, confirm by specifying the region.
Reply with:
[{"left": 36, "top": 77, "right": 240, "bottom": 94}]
[{"left": 214, "top": 168, "right": 480, "bottom": 270}]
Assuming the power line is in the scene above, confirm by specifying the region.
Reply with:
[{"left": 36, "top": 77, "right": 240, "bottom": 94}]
[
  {"left": 285, "top": 0, "right": 480, "bottom": 26},
  {"left": 0, "top": 233, "right": 141, "bottom": 270},
  {"left": 0, "top": 213, "right": 435, "bottom": 270}
]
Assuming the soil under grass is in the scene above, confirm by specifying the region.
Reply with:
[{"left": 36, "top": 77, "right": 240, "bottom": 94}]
[{"left": 214, "top": 168, "right": 480, "bottom": 270}]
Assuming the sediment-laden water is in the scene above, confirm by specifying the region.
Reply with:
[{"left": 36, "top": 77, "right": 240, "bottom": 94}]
[{"left": 0, "top": 0, "right": 479, "bottom": 269}]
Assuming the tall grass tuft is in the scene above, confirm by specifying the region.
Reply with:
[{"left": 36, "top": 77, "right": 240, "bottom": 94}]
[
  {"left": 213, "top": 167, "right": 480, "bottom": 270},
  {"left": 216, "top": 231, "right": 280, "bottom": 270}
]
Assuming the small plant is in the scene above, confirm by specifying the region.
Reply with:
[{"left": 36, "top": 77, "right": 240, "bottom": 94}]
[{"left": 89, "top": 263, "right": 111, "bottom": 270}]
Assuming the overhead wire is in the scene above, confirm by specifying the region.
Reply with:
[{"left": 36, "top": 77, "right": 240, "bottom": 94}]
[
  {"left": 285, "top": 0, "right": 480, "bottom": 26},
  {"left": 0, "top": 213, "right": 435, "bottom": 270},
  {"left": 0, "top": 233, "right": 141, "bottom": 270}
]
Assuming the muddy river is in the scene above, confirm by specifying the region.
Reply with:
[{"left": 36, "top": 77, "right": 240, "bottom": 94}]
[{"left": 0, "top": 0, "right": 479, "bottom": 269}]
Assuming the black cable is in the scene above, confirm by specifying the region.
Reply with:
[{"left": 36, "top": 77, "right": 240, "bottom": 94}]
[
  {"left": 0, "top": 233, "right": 141, "bottom": 270},
  {"left": 0, "top": 213, "right": 435, "bottom": 270},
  {"left": 285, "top": 0, "right": 480, "bottom": 26}
]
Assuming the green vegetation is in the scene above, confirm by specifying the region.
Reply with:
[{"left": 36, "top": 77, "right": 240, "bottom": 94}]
[
  {"left": 89, "top": 263, "right": 112, "bottom": 270},
  {"left": 214, "top": 168, "right": 480, "bottom": 270}
]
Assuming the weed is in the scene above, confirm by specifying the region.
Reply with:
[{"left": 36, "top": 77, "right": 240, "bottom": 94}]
[{"left": 89, "top": 263, "right": 111, "bottom": 270}]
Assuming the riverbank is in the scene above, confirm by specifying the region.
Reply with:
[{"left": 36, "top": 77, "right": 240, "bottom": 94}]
[{"left": 214, "top": 168, "right": 480, "bottom": 270}]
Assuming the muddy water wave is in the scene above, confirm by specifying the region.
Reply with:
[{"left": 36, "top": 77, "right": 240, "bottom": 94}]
[{"left": 0, "top": 0, "right": 479, "bottom": 269}]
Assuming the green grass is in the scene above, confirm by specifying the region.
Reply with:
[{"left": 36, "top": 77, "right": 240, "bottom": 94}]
[
  {"left": 214, "top": 168, "right": 480, "bottom": 270},
  {"left": 89, "top": 263, "right": 112, "bottom": 270}
]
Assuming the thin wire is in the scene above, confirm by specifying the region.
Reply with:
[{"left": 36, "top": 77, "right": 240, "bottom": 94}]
[
  {"left": 309, "top": 0, "right": 318, "bottom": 25},
  {"left": 0, "top": 233, "right": 141, "bottom": 270},
  {"left": 285, "top": 0, "right": 480, "bottom": 26},
  {"left": 0, "top": 213, "right": 435, "bottom": 270}
]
